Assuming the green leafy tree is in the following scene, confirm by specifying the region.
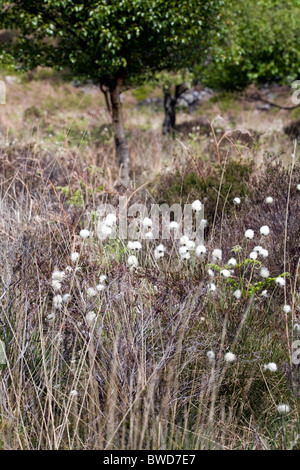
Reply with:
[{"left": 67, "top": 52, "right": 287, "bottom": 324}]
[
  {"left": 0, "top": 0, "right": 222, "bottom": 182},
  {"left": 200, "top": 0, "right": 300, "bottom": 91}
]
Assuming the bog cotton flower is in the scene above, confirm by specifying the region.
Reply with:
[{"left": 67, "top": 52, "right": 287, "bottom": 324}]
[
  {"left": 207, "top": 351, "right": 215, "bottom": 361},
  {"left": 228, "top": 258, "right": 237, "bottom": 267},
  {"left": 261, "top": 289, "right": 268, "bottom": 297},
  {"left": 208, "top": 268, "right": 214, "bottom": 278},
  {"left": 180, "top": 235, "right": 190, "bottom": 246},
  {"left": 62, "top": 294, "right": 71, "bottom": 303},
  {"left": 80, "top": 229, "right": 90, "bottom": 240},
  {"left": 260, "top": 267, "right": 270, "bottom": 278},
  {"left": 260, "top": 225, "right": 270, "bottom": 236},
  {"left": 87, "top": 287, "right": 97, "bottom": 297},
  {"left": 250, "top": 251, "right": 258, "bottom": 260},
  {"left": 200, "top": 219, "right": 208, "bottom": 229},
  {"left": 99, "top": 275, "right": 107, "bottom": 284},
  {"left": 105, "top": 213, "right": 117, "bottom": 227},
  {"left": 234, "top": 289, "right": 241, "bottom": 299},
  {"left": 181, "top": 252, "right": 190, "bottom": 261},
  {"left": 169, "top": 221, "right": 179, "bottom": 230},
  {"left": 52, "top": 271, "right": 65, "bottom": 281},
  {"left": 142, "top": 217, "right": 152, "bottom": 228},
  {"left": 266, "top": 196, "right": 273, "bottom": 204},
  {"left": 128, "top": 255, "right": 138, "bottom": 267},
  {"left": 275, "top": 277, "right": 285, "bottom": 287},
  {"left": 260, "top": 248, "right": 269, "bottom": 258},
  {"left": 283, "top": 305, "right": 291, "bottom": 313},
  {"left": 53, "top": 295, "right": 63, "bottom": 309},
  {"left": 264, "top": 363, "right": 277, "bottom": 372},
  {"left": 145, "top": 231, "right": 154, "bottom": 240},
  {"left": 245, "top": 229, "right": 254, "bottom": 240},
  {"left": 70, "top": 390, "right": 78, "bottom": 397},
  {"left": 233, "top": 197, "right": 241, "bottom": 205},
  {"left": 212, "top": 249, "right": 222, "bottom": 261},
  {"left": 224, "top": 352, "right": 236, "bottom": 363},
  {"left": 71, "top": 252, "right": 79, "bottom": 263},
  {"left": 221, "top": 269, "right": 231, "bottom": 278},
  {"left": 186, "top": 240, "right": 195, "bottom": 250},
  {"left": 52, "top": 280, "right": 62, "bottom": 291},
  {"left": 277, "top": 404, "right": 290, "bottom": 415},
  {"left": 196, "top": 245, "right": 207, "bottom": 257},
  {"left": 86, "top": 311, "right": 97, "bottom": 326},
  {"left": 96, "top": 284, "right": 105, "bottom": 292},
  {"left": 208, "top": 282, "right": 216, "bottom": 292},
  {"left": 191, "top": 200, "right": 202, "bottom": 211},
  {"left": 179, "top": 246, "right": 188, "bottom": 255},
  {"left": 297, "top": 184, "right": 300, "bottom": 191}
]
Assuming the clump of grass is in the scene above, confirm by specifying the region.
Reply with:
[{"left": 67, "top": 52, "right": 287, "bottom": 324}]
[{"left": 0, "top": 144, "right": 299, "bottom": 450}]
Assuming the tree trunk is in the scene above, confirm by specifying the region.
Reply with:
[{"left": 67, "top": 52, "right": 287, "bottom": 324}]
[
  {"left": 162, "top": 88, "right": 176, "bottom": 135},
  {"left": 109, "top": 77, "right": 130, "bottom": 184}
]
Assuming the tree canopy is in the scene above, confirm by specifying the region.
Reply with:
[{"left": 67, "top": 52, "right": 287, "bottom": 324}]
[{"left": 199, "top": 0, "right": 300, "bottom": 91}]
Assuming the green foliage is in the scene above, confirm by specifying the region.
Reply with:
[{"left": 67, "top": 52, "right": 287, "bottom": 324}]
[
  {"left": 199, "top": 0, "right": 300, "bottom": 90},
  {"left": 155, "top": 159, "right": 254, "bottom": 221},
  {"left": 0, "top": 0, "right": 222, "bottom": 87}
]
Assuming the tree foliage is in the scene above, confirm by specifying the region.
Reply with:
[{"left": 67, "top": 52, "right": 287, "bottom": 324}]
[
  {"left": 199, "top": 0, "right": 300, "bottom": 90},
  {"left": 0, "top": 0, "right": 222, "bottom": 86}
]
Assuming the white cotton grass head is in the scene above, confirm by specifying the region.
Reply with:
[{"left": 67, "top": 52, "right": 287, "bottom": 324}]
[
  {"left": 87, "top": 287, "right": 97, "bottom": 297},
  {"left": 208, "top": 282, "right": 216, "bottom": 292},
  {"left": 297, "top": 184, "right": 300, "bottom": 191},
  {"left": 96, "top": 284, "right": 105, "bottom": 292},
  {"left": 80, "top": 229, "right": 91, "bottom": 240},
  {"left": 261, "top": 289, "right": 268, "bottom": 298},
  {"left": 283, "top": 305, "right": 291, "bottom": 314},
  {"left": 169, "top": 221, "right": 179, "bottom": 230},
  {"left": 70, "top": 390, "right": 78, "bottom": 398},
  {"left": 62, "top": 294, "right": 71, "bottom": 303},
  {"left": 52, "top": 280, "right": 62, "bottom": 291},
  {"left": 224, "top": 352, "right": 236, "bottom": 363},
  {"left": 142, "top": 217, "right": 152, "bottom": 228},
  {"left": 105, "top": 213, "right": 117, "bottom": 227},
  {"left": 100, "top": 224, "right": 113, "bottom": 236},
  {"left": 181, "top": 251, "right": 191, "bottom": 261},
  {"left": 145, "top": 231, "right": 154, "bottom": 240},
  {"left": 53, "top": 295, "right": 63, "bottom": 309},
  {"left": 186, "top": 240, "right": 195, "bottom": 250},
  {"left": 293, "top": 324, "right": 300, "bottom": 334},
  {"left": 264, "top": 362, "right": 277, "bottom": 372},
  {"left": 260, "top": 267, "right": 270, "bottom": 278},
  {"left": 200, "top": 219, "right": 208, "bottom": 229},
  {"left": 207, "top": 351, "right": 215, "bottom": 361},
  {"left": 191, "top": 200, "right": 202, "bottom": 211},
  {"left": 249, "top": 251, "right": 258, "bottom": 260},
  {"left": 265, "top": 196, "right": 273, "bottom": 204},
  {"left": 220, "top": 269, "right": 231, "bottom": 278},
  {"left": 233, "top": 197, "right": 241, "bottom": 205},
  {"left": 71, "top": 252, "right": 79, "bottom": 263},
  {"left": 86, "top": 311, "right": 97, "bottom": 326},
  {"left": 212, "top": 248, "right": 222, "bottom": 262},
  {"left": 228, "top": 258, "right": 237, "bottom": 267},
  {"left": 180, "top": 235, "right": 190, "bottom": 246},
  {"left": 99, "top": 275, "right": 107, "bottom": 284},
  {"left": 156, "top": 244, "right": 165, "bottom": 253},
  {"left": 245, "top": 229, "right": 254, "bottom": 240},
  {"left": 275, "top": 277, "right": 285, "bottom": 287},
  {"left": 260, "top": 248, "right": 269, "bottom": 258},
  {"left": 179, "top": 246, "right": 188, "bottom": 256},
  {"left": 52, "top": 270, "right": 65, "bottom": 281},
  {"left": 234, "top": 289, "right": 241, "bottom": 300},
  {"left": 277, "top": 404, "right": 290, "bottom": 415},
  {"left": 127, "top": 255, "right": 138, "bottom": 267},
  {"left": 207, "top": 268, "right": 214, "bottom": 278},
  {"left": 260, "top": 225, "right": 270, "bottom": 236},
  {"left": 196, "top": 244, "right": 207, "bottom": 257}
]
